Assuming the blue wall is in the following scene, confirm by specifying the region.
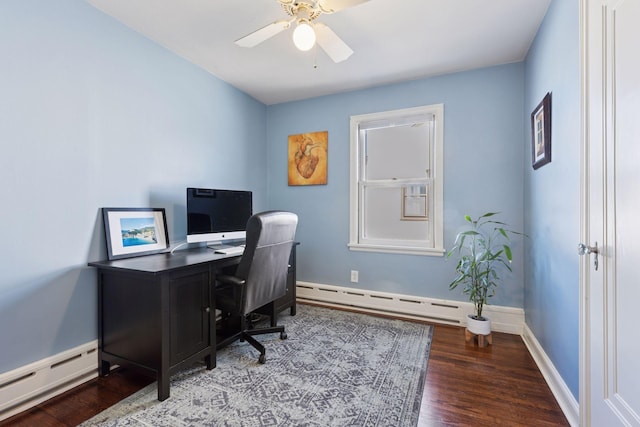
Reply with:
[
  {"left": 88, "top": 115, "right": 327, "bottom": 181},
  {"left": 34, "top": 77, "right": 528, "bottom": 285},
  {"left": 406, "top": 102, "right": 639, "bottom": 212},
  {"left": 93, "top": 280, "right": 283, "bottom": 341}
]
[
  {"left": 1, "top": 0, "right": 579, "bottom": 404},
  {"left": 523, "top": 0, "right": 580, "bottom": 399},
  {"left": 267, "top": 64, "right": 526, "bottom": 306},
  {"left": 0, "top": 0, "right": 267, "bottom": 373}
]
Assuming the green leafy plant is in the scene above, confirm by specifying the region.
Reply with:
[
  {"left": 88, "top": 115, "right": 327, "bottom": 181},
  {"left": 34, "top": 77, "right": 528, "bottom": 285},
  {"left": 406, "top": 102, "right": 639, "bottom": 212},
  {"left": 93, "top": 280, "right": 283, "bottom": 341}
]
[{"left": 447, "top": 212, "right": 521, "bottom": 320}]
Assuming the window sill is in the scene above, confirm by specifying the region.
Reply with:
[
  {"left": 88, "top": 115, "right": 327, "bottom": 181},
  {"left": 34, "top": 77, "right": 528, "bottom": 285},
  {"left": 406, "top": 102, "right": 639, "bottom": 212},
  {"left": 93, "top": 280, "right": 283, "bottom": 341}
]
[{"left": 347, "top": 243, "right": 445, "bottom": 256}]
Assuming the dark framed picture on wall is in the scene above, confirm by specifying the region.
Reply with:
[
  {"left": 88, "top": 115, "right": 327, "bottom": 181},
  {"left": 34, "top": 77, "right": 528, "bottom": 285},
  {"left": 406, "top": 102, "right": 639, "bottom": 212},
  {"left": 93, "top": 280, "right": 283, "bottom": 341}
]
[
  {"left": 531, "top": 92, "right": 552, "bottom": 170},
  {"left": 102, "top": 207, "right": 170, "bottom": 260}
]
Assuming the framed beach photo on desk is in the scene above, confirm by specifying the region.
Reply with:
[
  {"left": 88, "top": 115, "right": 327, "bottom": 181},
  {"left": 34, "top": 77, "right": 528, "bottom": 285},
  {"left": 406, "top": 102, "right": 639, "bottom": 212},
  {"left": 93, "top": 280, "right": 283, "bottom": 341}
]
[{"left": 102, "top": 207, "right": 169, "bottom": 260}]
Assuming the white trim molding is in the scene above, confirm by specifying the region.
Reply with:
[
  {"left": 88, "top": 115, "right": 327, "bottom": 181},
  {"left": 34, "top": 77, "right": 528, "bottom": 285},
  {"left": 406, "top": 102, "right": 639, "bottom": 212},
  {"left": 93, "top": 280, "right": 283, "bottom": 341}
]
[
  {"left": 0, "top": 341, "right": 98, "bottom": 421},
  {"left": 296, "top": 281, "right": 524, "bottom": 334},
  {"left": 522, "top": 323, "right": 580, "bottom": 427}
]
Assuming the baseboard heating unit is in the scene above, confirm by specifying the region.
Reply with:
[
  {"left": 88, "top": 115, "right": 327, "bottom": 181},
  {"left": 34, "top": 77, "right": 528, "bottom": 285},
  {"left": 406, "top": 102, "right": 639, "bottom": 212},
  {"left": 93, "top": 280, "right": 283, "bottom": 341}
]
[
  {"left": 296, "top": 281, "right": 524, "bottom": 335},
  {"left": 0, "top": 341, "right": 98, "bottom": 421}
]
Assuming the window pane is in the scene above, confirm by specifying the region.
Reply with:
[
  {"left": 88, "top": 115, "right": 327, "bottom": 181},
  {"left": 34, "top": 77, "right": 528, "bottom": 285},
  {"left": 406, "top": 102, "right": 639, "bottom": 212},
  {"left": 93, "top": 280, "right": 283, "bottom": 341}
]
[
  {"left": 362, "top": 185, "right": 430, "bottom": 242},
  {"left": 364, "top": 124, "right": 430, "bottom": 180}
]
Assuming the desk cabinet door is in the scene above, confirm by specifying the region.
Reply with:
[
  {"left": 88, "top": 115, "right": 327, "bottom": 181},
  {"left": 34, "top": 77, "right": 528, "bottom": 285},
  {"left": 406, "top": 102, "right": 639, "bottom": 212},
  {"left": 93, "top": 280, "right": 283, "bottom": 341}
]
[
  {"left": 101, "top": 271, "right": 161, "bottom": 368},
  {"left": 169, "top": 268, "right": 211, "bottom": 365}
]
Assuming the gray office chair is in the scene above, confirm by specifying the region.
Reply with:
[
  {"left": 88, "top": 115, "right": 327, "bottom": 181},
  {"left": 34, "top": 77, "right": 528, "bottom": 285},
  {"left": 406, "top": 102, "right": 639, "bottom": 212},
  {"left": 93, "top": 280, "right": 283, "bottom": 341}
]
[{"left": 215, "top": 211, "right": 298, "bottom": 363}]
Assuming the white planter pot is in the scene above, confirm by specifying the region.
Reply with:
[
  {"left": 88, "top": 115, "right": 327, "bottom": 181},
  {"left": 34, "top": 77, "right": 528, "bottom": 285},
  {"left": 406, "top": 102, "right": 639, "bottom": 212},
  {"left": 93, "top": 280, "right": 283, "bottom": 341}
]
[{"left": 466, "top": 314, "right": 491, "bottom": 335}]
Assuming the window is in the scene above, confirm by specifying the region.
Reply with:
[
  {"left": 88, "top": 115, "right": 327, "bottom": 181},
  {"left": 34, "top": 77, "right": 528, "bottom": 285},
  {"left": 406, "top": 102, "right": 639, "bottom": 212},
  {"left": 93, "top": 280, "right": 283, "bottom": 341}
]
[{"left": 349, "top": 104, "right": 444, "bottom": 255}]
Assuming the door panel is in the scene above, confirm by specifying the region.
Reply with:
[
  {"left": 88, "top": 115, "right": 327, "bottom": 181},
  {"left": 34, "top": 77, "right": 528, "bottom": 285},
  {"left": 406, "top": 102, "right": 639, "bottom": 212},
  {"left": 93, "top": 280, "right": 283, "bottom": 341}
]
[
  {"left": 583, "top": 0, "right": 640, "bottom": 424},
  {"left": 614, "top": 0, "right": 640, "bottom": 414}
]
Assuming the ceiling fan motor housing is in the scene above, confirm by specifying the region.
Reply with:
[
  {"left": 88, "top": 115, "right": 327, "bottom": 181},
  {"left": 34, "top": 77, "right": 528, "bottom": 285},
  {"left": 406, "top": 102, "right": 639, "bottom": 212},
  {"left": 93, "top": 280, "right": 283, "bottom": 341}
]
[{"left": 281, "top": 1, "right": 322, "bottom": 21}]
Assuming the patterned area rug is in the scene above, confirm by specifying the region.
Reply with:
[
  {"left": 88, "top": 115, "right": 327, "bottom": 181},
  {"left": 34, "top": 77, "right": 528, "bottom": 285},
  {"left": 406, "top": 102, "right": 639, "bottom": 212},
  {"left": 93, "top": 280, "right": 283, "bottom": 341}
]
[{"left": 82, "top": 304, "right": 432, "bottom": 426}]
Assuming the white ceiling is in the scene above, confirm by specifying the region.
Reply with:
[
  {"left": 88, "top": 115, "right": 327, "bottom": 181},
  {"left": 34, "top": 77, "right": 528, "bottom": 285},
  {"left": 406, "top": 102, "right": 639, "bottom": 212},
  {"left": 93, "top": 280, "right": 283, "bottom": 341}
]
[{"left": 86, "top": 0, "right": 551, "bottom": 105}]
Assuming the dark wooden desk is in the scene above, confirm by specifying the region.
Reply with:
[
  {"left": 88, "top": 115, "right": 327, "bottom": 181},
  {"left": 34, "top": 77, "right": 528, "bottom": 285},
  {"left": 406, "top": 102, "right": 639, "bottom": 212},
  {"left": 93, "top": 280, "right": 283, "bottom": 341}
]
[{"left": 89, "top": 244, "right": 298, "bottom": 401}]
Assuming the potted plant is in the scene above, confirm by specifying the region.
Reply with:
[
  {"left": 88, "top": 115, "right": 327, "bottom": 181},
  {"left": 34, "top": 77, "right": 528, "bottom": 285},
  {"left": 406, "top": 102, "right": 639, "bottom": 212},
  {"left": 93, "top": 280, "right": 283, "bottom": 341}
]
[{"left": 447, "top": 212, "right": 521, "bottom": 338}]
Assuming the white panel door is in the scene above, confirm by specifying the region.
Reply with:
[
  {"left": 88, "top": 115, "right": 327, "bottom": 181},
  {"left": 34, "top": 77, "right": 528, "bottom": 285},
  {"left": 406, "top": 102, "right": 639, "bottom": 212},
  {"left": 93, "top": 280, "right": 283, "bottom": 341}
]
[{"left": 582, "top": 0, "right": 640, "bottom": 425}]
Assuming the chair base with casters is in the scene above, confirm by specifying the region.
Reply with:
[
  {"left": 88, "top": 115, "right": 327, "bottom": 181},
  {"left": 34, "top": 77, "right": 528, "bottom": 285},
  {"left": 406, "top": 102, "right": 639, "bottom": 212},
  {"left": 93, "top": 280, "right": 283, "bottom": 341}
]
[
  {"left": 216, "top": 304, "right": 287, "bottom": 364},
  {"left": 241, "top": 324, "right": 287, "bottom": 364}
]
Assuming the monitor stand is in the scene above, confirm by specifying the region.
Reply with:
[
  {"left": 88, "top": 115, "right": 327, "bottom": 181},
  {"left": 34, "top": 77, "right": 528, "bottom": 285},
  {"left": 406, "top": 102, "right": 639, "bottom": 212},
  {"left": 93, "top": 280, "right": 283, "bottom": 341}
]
[{"left": 206, "top": 241, "right": 224, "bottom": 250}]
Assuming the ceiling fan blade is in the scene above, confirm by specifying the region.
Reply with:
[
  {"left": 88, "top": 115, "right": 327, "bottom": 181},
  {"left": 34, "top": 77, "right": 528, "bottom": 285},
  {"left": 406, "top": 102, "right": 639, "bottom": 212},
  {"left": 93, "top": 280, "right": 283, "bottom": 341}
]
[
  {"left": 235, "top": 19, "right": 292, "bottom": 48},
  {"left": 314, "top": 22, "right": 353, "bottom": 63},
  {"left": 318, "top": 0, "right": 370, "bottom": 13}
]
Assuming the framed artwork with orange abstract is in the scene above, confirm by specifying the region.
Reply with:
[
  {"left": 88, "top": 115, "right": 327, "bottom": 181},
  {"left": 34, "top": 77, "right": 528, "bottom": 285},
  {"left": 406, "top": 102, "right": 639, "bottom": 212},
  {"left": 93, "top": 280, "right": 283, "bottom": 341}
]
[{"left": 288, "top": 131, "right": 328, "bottom": 186}]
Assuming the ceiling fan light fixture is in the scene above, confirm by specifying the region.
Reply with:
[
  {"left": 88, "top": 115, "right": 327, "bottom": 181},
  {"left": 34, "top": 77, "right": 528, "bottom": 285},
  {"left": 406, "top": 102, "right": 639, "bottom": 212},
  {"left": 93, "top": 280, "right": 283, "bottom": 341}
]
[{"left": 292, "top": 20, "right": 316, "bottom": 51}]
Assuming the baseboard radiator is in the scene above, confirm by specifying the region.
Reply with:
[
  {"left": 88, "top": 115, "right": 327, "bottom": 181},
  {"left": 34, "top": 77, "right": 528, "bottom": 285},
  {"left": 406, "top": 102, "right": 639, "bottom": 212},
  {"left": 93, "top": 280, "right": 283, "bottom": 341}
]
[
  {"left": 0, "top": 341, "right": 98, "bottom": 421},
  {"left": 296, "top": 281, "right": 524, "bottom": 335}
]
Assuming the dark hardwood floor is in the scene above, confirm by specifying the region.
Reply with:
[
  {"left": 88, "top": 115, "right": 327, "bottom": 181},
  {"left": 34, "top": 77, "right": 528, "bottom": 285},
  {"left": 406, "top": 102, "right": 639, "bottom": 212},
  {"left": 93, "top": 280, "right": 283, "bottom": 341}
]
[
  {"left": 420, "top": 324, "right": 569, "bottom": 426},
  {"left": 0, "top": 369, "right": 153, "bottom": 427},
  {"left": 0, "top": 316, "right": 569, "bottom": 426}
]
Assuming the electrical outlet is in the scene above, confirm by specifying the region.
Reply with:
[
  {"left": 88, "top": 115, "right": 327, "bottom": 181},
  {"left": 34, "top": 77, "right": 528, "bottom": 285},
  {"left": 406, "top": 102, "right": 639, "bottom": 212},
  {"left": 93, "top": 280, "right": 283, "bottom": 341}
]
[{"left": 350, "top": 270, "right": 359, "bottom": 283}]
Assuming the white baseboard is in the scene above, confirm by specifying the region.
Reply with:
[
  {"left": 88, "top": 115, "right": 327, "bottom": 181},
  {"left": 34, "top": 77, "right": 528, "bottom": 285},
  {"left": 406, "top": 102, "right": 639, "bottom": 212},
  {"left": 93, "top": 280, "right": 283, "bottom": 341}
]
[
  {"left": 522, "top": 323, "right": 580, "bottom": 427},
  {"left": 296, "top": 281, "right": 524, "bottom": 334},
  {"left": 0, "top": 341, "right": 98, "bottom": 421}
]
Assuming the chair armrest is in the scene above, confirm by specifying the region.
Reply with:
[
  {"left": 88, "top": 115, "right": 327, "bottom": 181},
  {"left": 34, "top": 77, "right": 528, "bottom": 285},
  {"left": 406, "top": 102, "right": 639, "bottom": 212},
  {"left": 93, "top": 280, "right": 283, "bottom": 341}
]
[{"left": 216, "top": 275, "right": 246, "bottom": 287}]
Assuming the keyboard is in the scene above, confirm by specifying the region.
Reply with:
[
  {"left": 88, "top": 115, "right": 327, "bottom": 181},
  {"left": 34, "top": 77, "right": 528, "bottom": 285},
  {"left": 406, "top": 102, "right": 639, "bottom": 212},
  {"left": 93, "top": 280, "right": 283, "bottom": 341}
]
[{"left": 214, "top": 245, "right": 245, "bottom": 256}]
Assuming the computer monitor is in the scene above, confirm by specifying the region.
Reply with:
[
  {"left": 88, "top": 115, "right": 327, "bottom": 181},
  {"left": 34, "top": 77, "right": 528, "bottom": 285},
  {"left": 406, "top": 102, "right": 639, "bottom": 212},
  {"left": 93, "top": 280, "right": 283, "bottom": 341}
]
[{"left": 186, "top": 188, "right": 252, "bottom": 245}]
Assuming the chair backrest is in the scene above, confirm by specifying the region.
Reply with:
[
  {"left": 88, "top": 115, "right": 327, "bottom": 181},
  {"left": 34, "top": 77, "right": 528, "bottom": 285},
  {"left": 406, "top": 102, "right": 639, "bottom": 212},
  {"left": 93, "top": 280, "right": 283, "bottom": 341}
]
[{"left": 236, "top": 211, "right": 298, "bottom": 315}]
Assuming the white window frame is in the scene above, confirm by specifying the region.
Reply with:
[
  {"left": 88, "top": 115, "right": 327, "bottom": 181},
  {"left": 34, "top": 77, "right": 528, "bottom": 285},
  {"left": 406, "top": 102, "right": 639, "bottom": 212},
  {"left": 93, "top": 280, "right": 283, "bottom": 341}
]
[{"left": 348, "top": 104, "right": 444, "bottom": 256}]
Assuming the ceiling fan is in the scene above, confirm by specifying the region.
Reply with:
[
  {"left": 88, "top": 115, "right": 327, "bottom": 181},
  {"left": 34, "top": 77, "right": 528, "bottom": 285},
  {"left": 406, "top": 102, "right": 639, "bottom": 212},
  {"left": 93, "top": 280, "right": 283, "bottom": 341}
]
[{"left": 234, "top": 0, "right": 370, "bottom": 63}]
